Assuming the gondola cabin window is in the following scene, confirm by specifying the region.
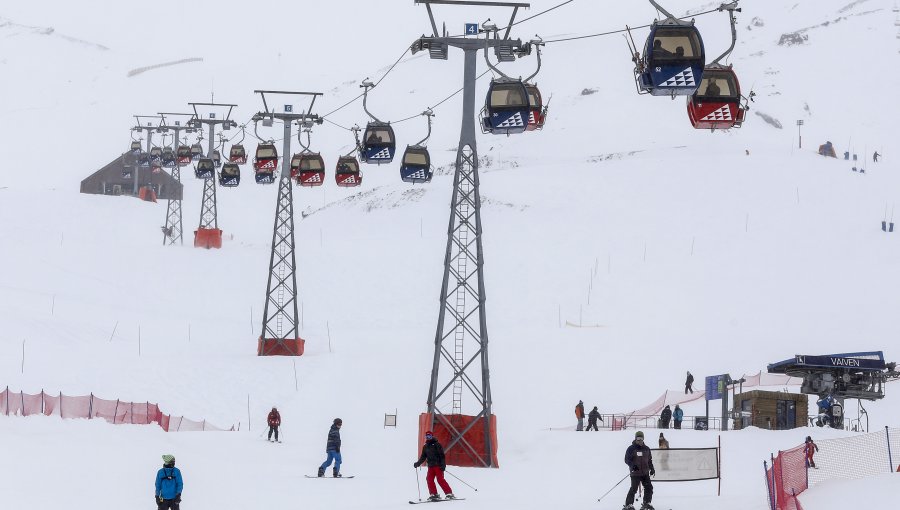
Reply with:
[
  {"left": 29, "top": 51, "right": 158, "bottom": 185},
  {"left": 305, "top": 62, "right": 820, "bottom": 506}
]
[
  {"left": 490, "top": 84, "right": 527, "bottom": 107},
  {"left": 651, "top": 29, "right": 702, "bottom": 60}
]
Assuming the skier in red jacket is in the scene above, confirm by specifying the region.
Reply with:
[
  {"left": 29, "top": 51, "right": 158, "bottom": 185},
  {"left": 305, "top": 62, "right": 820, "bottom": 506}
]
[
  {"left": 267, "top": 407, "right": 281, "bottom": 442},
  {"left": 804, "top": 436, "right": 819, "bottom": 468}
]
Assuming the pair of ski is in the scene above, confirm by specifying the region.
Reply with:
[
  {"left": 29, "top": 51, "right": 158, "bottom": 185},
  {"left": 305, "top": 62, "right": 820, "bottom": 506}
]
[
  {"left": 305, "top": 475, "right": 464, "bottom": 503},
  {"left": 409, "top": 497, "right": 465, "bottom": 504}
]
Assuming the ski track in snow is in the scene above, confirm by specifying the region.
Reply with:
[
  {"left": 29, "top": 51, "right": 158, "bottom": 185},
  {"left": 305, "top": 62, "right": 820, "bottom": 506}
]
[{"left": 127, "top": 58, "right": 204, "bottom": 77}]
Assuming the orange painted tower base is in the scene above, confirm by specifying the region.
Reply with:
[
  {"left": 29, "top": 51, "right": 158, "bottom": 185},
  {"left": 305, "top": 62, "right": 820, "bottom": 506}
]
[
  {"left": 418, "top": 412, "right": 498, "bottom": 468},
  {"left": 257, "top": 337, "right": 305, "bottom": 356},
  {"left": 194, "top": 228, "right": 222, "bottom": 249}
]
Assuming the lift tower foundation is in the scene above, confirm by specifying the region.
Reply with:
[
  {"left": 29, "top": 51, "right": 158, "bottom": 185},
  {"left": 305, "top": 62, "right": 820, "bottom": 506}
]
[
  {"left": 254, "top": 90, "right": 323, "bottom": 356},
  {"left": 411, "top": 0, "right": 529, "bottom": 468},
  {"left": 188, "top": 102, "right": 237, "bottom": 249}
]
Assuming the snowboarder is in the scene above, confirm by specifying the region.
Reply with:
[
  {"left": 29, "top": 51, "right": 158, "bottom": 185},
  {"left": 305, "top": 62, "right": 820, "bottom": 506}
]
[
  {"left": 575, "top": 400, "right": 585, "bottom": 431},
  {"left": 155, "top": 454, "right": 183, "bottom": 510},
  {"left": 684, "top": 372, "right": 694, "bottom": 394},
  {"left": 672, "top": 405, "right": 684, "bottom": 430},
  {"left": 659, "top": 405, "right": 672, "bottom": 429},
  {"left": 623, "top": 431, "right": 655, "bottom": 510},
  {"left": 873, "top": 151, "right": 880, "bottom": 163},
  {"left": 587, "top": 406, "right": 603, "bottom": 431},
  {"left": 317, "top": 418, "right": 343, "bottom": 477},
  {"left": 658, "top": 433, "right": 669, "bottom": 449},
  {"left": 267, "top": 406, "right": 281, "bottom": 442},
  {"left": 414, "top": 431, "right": 455, "bottom": 501},
  {"left": 804, "top": 436, "right": 819, "bottom": 468}
]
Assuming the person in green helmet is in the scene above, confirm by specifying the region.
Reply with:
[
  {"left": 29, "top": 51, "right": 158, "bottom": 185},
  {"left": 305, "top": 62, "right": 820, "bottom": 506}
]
[
  {"left": 155, "top": 454, "right": 183, "bottom": 510},
  {"left": 623, "top": 431, "right": 655, "bottom": 510}
]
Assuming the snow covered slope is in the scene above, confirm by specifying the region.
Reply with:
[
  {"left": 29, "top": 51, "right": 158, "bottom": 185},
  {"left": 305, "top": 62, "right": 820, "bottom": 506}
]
[{"left": 1, "top": 1, "right": 899, "bottom": 509}]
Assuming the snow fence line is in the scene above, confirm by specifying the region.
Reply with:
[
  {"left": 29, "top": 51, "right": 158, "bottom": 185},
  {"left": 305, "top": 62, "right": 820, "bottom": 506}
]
[
  {"left": 764, "top": 426, "right": 900, "bottom": 510},
  {"left": 0, "top": 387, "right": 234, "bottom": 432}
]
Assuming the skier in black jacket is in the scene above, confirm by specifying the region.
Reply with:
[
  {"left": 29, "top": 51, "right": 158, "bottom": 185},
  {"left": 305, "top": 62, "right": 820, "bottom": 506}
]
[
  {"left": 660, "top": 405, "right": 672, "bottom": 429},
  {"left": 586, "top": 406, "right": 603, "bottom": 431},
  {"left": 623, "top": 431, "right": 655, "bottom": 510},
  {"left": 414, "top": 431, "right": 455, "bottom": 501},
  {"left": 317, "top": 418, "right": 343, "bottom": 477},
  {"left": 685, "top": 372, "right": 694, "bottom": 394}
]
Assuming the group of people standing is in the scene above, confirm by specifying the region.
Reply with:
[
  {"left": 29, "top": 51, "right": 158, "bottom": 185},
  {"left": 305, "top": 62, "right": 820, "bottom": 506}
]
[
  {"left": 658, "top": 404, "right": 684, "bottom": 429},
  {"left": 575, "top": 400, "right": 604, "bottom": 431}
]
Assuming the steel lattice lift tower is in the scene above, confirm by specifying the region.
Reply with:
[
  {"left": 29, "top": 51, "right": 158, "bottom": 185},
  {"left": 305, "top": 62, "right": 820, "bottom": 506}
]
[
  {"left": 158, "top": 112, "right": 198, "bottom": 246},
  {"left": 188, "top": 102, "right": 238, "bottom": 249},
  {"left": 410, "top": 0, "right": 531, "bottom": 468},
  {"left": 254, "top": 90, "right": 323, "bottom": 356}
]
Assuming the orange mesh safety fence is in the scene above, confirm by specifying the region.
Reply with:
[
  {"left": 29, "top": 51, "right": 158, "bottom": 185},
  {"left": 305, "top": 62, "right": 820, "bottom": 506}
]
[
  {"left": 764, "top": 427, "right": 900, "bottom": 510},
  {"left": 0, "top": 387, "right": 232, "bottom": 432}
]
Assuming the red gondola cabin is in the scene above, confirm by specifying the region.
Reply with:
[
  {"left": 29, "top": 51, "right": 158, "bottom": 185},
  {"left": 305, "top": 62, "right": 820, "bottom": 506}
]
[{"left": 687, "top": 67, "right": 747, "bottom": 130}]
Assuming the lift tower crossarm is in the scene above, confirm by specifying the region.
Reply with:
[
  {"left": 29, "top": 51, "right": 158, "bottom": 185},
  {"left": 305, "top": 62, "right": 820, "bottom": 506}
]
[
  {"left": 252, "top": 90, "right": 323, "bottom": 180},
  {"left": 415, "top": 0, "right": 529, "bottom": 40}
]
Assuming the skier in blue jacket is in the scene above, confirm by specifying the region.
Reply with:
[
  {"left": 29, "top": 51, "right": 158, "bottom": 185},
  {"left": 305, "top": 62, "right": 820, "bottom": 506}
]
[
  {"left": 155, "top": 454, "right": 183, "bottom": 510},
  {"left": 317, "top": 418, "right": 343, "bottom": 477}
]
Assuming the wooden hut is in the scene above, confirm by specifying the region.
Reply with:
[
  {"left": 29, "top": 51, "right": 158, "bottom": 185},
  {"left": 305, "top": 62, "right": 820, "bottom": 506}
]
[{"left": 733, "top": 390, "right": 808, "bottom": 430}]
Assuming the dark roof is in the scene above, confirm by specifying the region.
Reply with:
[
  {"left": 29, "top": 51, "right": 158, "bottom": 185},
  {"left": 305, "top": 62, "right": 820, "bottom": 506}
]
[{"left": 80, "top": 154, "right": 183, "bottom": 200}]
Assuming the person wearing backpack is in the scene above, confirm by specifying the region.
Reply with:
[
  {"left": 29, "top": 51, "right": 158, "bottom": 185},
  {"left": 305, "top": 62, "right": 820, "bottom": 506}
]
[{"left": 155, "top": 454, "right": 183, "bottom": 510}]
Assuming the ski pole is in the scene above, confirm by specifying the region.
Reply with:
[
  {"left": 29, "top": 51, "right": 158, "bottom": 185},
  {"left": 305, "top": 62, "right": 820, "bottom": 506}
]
[
  {"left": 444, "top": 470, "right": 478, "bottom": 491},
  {"left": 414, "top": 467, "right": 422, "bottom": 502},
  {"left": 597, "top": 473, "right": 629, "bottom": 502}
]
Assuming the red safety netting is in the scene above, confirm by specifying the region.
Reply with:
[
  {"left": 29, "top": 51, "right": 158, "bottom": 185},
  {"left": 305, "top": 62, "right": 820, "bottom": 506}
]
[
  {"left": 766, "top": 445, "right": 807, "bottom": 510},
  {"left": 0, "top": 387, "right": 232, "bottom": 432}
]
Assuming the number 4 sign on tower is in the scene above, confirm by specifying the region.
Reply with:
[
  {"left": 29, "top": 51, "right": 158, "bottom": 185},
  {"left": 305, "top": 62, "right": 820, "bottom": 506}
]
[{"left": 465, "top": 23, "right": 478, "bottom": 35}]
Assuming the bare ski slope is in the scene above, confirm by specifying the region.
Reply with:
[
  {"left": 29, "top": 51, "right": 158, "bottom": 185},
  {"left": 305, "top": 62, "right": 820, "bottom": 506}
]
[{"left": 1, "top": 1, "right": 898, "bottom": 509}]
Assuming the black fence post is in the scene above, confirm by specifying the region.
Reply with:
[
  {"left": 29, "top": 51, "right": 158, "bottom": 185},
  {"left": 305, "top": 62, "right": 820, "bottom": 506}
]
[{"left": 886, "top": 426, "right": 894, "bottom": 473}]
